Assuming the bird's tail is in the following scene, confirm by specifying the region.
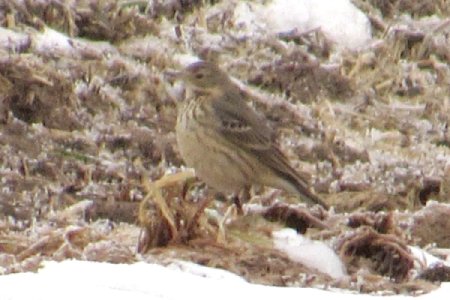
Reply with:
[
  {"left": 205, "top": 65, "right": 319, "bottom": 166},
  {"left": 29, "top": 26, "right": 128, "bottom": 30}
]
[
  {"left": 256, "top": 147, "right": 329, "bottom": 209},
  {"left": 279, "top": 169, "right": 329, "bottom": 209}
]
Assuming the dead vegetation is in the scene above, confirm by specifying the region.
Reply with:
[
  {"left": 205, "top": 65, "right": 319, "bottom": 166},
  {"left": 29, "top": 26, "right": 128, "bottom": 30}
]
[{"left": 0, "top": 0, "right": 449, "bottom": 295}]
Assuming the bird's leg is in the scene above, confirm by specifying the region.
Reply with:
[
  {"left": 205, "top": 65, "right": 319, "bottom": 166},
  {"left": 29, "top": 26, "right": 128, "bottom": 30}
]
[
  {"left": 232, "top": 186, "right": 251, "bottom": 215},
  {"left": 217, "top": 187, "right": 251, "bottom": 242},
  {"left": 232, "top": 194, "right": 243, "bottom": 215}
]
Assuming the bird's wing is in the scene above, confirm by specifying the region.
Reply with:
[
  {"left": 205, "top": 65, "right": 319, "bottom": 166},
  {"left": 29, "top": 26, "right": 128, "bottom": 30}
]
[
  {"left": 211, "top": 92, "right": 327, "bottom": 208},
  {"left": 212, "top": 92, "right": 274, "bottom": 151},
  {"left": 212, "top": 92, "right": 296, "bottom": 175}
]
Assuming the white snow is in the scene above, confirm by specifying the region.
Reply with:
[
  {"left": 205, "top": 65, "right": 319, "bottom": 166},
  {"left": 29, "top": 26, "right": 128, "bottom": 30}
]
[
  {"left": 0, "top": 26, "right": 117, "bottom": 59},
  {"left": 273, "top": 229, "right": 347, "bottom": 279},
  {"left": 173, "top": 53, "right": 202, "bottom": 67},
  {"left": 0, "top": 28, "right": 29, "bottom": 51},
  {"left": 234, "top": 0, "right": 372, "bottom": 50},
  {"left": 33, "top": 27, "right": 76, "bottom": 56},
  {"left": 1, "top": 260, "right": 449, "bottom": 300},
  {"left": 410, "top": 245, "right": 450, "bottom": 268}
]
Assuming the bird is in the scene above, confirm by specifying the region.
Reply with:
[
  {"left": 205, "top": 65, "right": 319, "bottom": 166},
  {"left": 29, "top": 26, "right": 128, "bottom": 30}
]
[{"left": 175, "top": 60, "right": 329, "bottom": 210}]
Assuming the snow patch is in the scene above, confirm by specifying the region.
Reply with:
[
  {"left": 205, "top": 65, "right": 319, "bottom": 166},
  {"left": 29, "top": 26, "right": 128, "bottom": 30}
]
[
  {"left": 234, "top": 0, "right": 372, "bottom": 50},
  {"left": 2, "top": 260, "right": 450, "bottom": 300},
  {"left": 33, "top": 27, "right": 75, "bottom": 56},
  {"left": 273, "top": 228, "right": 347, "bottom": 279}
]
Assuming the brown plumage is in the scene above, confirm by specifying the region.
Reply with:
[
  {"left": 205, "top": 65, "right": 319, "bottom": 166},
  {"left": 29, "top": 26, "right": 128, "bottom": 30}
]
[{"left": 175, "top": 61, "right": 328, "bottom": 209}]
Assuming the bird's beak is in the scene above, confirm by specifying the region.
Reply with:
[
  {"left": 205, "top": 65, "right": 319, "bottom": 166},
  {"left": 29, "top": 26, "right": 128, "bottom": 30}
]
[
  {"left": 163, "top": 70, "right": 184, "bottom": 82},
  {"left": 163, "top": 70, "right": 186, "bottom": 80}
]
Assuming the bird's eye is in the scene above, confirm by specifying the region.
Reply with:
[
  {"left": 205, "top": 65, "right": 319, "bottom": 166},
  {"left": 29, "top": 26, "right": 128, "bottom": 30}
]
[{"left": 195, "top": 73, "right": 204, "bottom": 79}]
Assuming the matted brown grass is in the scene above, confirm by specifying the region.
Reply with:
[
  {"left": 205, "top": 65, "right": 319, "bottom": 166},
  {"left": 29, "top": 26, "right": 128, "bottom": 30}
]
[{"left": 0, "top": 0, "right": 449, "bottom": 295}]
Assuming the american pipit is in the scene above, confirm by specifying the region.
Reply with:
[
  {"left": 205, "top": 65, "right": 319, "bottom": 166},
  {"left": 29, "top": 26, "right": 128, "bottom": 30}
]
[{"left": 175, "top": 61, "right": 328, "bottom": 210}]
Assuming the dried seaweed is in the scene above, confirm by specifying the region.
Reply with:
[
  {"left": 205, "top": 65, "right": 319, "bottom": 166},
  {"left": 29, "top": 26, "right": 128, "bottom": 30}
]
[
  {"left": 261, "top": 202, "right": 328, "bottom": 233},
  {"left": 338, "top": 227, "right": 414, "bottom": 282},
  {"left": 418, "top": 264, "right": 450, "bottom": 282},
  {"left": 347, "top": 211, "right": 395, "bottom": 234},
  {"left": 0, "top": 0, "right": 449, "bottom": 295}
]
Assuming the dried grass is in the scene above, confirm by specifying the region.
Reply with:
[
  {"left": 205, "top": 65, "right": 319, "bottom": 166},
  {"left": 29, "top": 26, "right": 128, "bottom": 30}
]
[{"left": 0, "top": 0, "right": 449, "bottom": 295}]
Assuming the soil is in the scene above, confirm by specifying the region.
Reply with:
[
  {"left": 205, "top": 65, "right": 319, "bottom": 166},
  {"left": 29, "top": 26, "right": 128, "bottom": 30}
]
[{"left": 0, "top": 0, "right": 449, "bottom": 295}]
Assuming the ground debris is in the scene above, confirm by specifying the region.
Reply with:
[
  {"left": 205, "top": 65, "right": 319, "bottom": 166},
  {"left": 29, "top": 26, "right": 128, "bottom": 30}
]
[
  {"left": 0, "top": 0, "right": 449, "bottom": 295},
  {"left": 338, "top": 227, "right": 414, "bottom": 282},
  {"left": 418, "top": 264, "right": 450, "bottom": 282}
]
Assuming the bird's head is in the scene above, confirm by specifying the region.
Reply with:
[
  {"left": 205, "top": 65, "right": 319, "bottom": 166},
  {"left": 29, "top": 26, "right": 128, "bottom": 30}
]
[{"left": 181, "top": 61, "right": 231, "bottom": 93}]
